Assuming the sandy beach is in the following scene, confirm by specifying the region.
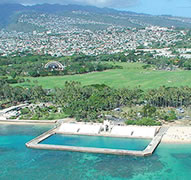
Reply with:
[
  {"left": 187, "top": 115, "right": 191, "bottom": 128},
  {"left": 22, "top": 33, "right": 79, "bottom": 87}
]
[{"left": 161, "top": 126, "right": 191, "bottom": 143}]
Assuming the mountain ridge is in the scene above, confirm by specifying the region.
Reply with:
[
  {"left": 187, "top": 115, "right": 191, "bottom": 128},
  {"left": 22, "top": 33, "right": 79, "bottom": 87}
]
[{"left": 0, "top": 3, "right": 191, "bottom": 30}]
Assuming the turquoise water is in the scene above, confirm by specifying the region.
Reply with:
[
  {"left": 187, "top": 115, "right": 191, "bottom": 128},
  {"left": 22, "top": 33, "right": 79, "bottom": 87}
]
[
  {"left": 0, "top": 125, "right": 191, "bottom": 180},
  {"left": 41, "top": 134, "right": 150, "bottom": 151}
]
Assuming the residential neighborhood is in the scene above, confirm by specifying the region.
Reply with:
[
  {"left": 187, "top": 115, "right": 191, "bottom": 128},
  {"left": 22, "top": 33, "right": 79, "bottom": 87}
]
[{"left": 0, "top": 12, "right": 190, "bottom": 57}]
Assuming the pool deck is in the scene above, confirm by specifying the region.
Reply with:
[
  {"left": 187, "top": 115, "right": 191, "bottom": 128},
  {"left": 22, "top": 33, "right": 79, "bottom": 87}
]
[{"left": 26, "top": 126, "right": 168, "bottom": 156}]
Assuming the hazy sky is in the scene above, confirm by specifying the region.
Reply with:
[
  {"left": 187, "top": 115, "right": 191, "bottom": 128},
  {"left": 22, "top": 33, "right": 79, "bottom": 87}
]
[
  {"left": 1, "top": 0, "right": 191, "bottom": 17},
  {"left": 126, "top": 0, "right": 191, "bottom": 17}
]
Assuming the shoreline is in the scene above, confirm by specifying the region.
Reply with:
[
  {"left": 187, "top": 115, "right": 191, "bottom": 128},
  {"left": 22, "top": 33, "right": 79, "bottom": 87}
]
[
  {"left": 0, "top": 117, "right": 75, "bottom": 125},
  {"left": 0, "top": 121, "right": 55, "bottom": 125},
  {"left": 161, "top": 140, "right": 191, "bottom": 144},
  {"left": 1, "top": 121, "right": 191, "bottom": 144},
  {"left": 0, "top": 119, "right": 57, "bottom": 125}
]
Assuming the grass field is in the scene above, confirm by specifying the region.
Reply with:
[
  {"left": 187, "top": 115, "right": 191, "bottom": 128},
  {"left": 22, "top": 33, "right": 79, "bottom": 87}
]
[{"left": 16, "top": 62, "right": 191, "bottom": 90}]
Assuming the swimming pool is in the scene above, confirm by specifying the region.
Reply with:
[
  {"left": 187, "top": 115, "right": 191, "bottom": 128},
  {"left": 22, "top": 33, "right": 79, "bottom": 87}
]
[{"left": 40, "top": 134, "right": 151, "bottom": 151}]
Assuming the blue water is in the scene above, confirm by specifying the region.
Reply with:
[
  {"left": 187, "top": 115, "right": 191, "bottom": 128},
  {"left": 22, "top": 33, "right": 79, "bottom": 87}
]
[
  {"left": 0, "top": 124, "right": 191, "bottom": 180},
  {"left": 41, "top": 134, "right": 150, "bottom": 151}
]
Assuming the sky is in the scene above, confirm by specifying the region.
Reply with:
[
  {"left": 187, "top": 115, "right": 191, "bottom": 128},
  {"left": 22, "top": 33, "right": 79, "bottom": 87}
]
[
  {"left": 1, "top": 0, "right": 191, "bottom": 17},
  {"left": 126, "top": 0, "right": 191, "bottom": 18}
]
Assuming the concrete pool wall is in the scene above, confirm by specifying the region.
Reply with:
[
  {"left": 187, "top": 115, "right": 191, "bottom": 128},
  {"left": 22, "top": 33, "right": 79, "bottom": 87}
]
[{"left": 26, "top": 124, "right": 168, "bottom": 156}]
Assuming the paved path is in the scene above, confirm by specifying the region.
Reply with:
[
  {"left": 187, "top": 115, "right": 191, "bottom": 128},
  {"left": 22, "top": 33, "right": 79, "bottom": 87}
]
[{"left": 0, "top": 104, "right": 28, "bottom": 115}]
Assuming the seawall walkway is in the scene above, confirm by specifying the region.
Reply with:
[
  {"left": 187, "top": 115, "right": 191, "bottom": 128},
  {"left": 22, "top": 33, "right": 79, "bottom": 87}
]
[{"left": 143, "top": 127, "right": 169, "bottom": 155}]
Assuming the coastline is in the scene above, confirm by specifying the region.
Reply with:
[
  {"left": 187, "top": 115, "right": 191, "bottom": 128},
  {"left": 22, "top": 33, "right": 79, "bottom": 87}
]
[
  {"left": 0, "top": 118, "right": 74, "bottom": 125},
  {"left": 0, "top": 119, "right": 57, "bottom": 125},
  {"left": 1, "top": 120, "right": 191, "bottom": 144},
  {"left": 161, "top": 140, "right": 191, "bottom": 144},
  {"left": 0, "top": 121, "right": 55, "bottom": 125}
]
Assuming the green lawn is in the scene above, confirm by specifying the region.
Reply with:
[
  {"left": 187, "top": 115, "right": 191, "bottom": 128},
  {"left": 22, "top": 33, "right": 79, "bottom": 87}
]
[{"left": 15, "top": 62, "right": 191, "bottom": 90}]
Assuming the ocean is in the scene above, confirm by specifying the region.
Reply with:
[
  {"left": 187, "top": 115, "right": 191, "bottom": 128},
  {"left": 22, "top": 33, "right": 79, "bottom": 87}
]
[{"left": 0, "top": 124, "right": 191, "bottom": 180}]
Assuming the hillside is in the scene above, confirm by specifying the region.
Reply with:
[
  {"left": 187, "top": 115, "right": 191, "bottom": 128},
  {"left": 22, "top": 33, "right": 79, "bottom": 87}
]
[{"left": 1, "top": 3, "right": 191, "bottom": 32}]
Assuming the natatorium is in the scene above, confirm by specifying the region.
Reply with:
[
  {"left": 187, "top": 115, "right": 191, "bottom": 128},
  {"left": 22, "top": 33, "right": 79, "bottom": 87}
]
[{"left": 25, "top": 122, "right": 167, "bottom": 156}]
